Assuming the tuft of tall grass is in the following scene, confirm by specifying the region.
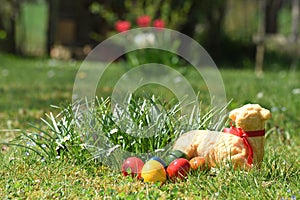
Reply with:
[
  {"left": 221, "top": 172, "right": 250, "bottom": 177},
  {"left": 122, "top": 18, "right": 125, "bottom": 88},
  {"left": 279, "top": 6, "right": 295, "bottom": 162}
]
[
  {"left": 80, "top": 94, "right": 228, "bottom": 168},
  {"left": 2, "top": 104, "right": 90, "bottom": 164},
  {"left": 3, "top": 94, "right": 229, "bottom": 166}
]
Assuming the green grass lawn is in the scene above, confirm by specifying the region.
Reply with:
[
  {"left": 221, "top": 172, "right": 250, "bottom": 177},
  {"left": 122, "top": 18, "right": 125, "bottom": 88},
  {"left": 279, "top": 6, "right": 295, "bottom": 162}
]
[
  {"left": 0, "top": 54, "right": 78, "bottom": 139},
  {"left": 0, "top": 54, "right": 299, "bottom": 199}
]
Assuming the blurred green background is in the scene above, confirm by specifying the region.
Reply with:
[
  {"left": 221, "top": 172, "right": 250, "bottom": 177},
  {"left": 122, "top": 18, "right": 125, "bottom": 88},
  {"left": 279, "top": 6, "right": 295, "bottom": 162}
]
[
  {"left": 0, "top": 0, "right": 299, "bottom": 68},
  {"left": 0, "top": 0, "right": 299, "bottom": 132}
]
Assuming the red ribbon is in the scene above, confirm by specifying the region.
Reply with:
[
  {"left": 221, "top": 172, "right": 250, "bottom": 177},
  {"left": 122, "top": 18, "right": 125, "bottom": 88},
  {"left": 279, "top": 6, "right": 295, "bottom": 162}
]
[{"left": 223, "top": 123, "right": 265, "bottom": 165}]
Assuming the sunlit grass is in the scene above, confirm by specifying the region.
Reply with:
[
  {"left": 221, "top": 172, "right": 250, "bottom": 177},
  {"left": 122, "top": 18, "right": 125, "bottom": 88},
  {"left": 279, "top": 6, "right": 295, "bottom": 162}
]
[
  {"left": 1, "top": 142, "right": 298, "bottom": 199},
  {"left": 0, "top": 54, "right": 299, "bottom": 199}
]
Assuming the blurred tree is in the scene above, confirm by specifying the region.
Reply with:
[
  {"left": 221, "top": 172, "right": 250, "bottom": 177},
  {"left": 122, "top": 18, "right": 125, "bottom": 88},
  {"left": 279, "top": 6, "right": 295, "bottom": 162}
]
[
  {"left": 290, "top": 0, "right": 299, "bottom": 42},
  {"left": 46, "top": 0, "right": 59, "bottom": 54},
  {"left": 175, "top": 0, "right": 231, "bottom": 61},
  {"left": 265, "top": 0, "right": 282, "bottom": 33},
  {"left": 0, "top": 0, "right": 21, "bottom": 53},
  {"left": 0, "top": 0, "right": 42, "bottom": 54},
  {"left": 290, "top": 0, "right": 299, "bottom": 71},
  {"left": 178, "top": 0, "right": 201, "bottom": 38},
  {"left": 199, "top": 0, "right": 228, "bottom": 59},
  {"left": 255, "top": 0, "right": 266, "bottom": 76}
]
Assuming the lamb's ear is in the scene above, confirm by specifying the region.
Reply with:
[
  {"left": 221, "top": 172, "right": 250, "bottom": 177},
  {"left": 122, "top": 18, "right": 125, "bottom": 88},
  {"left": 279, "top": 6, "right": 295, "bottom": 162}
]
[
  {"left": 229, "top": 108, "right": 239, "bottom": 121},
  {"left": 260, "top": 108, "right": 271, "bottom": 120}
]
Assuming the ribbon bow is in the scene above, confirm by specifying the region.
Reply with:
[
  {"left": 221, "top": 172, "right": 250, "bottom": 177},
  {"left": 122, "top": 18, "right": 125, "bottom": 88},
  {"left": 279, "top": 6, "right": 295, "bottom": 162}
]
[{"left": 223, "top": 123, "right": 265, "bottom": 165}]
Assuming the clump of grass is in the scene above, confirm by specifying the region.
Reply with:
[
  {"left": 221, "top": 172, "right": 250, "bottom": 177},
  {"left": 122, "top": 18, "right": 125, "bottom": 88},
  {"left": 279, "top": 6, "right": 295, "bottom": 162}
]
[
  {"left": 79, "top": 94, "right": 228, "bottom": 168},
  {"left": 3, "top": 94, "right": 228, "bottom": 166},
  {"left": 2, "top": 104, "right": 90, "bottom": 164}
]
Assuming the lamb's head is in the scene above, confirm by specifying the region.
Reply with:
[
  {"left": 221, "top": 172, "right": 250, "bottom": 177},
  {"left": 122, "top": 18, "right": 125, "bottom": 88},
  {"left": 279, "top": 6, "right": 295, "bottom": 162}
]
[{"left": 229, "top": 104, "right": 271, "bottom": 132}]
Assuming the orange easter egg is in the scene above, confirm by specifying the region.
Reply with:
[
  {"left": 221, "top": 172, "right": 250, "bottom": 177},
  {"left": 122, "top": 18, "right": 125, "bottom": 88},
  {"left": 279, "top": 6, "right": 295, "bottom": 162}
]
[{"left": 189, "top": 157, "right": 206, "bottom": 170}]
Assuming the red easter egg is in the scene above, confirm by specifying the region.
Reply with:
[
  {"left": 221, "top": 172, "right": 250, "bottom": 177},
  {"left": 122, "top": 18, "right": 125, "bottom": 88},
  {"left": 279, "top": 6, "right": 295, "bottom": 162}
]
[
  {"left": 122, "top": 157, "right": 144, "bottom": 179},
  {"left": 166, "top": 158, "right": 190, "bottom": 180},
  {"left": 189, "top": 157, "right": 206, "bottom": 170}
]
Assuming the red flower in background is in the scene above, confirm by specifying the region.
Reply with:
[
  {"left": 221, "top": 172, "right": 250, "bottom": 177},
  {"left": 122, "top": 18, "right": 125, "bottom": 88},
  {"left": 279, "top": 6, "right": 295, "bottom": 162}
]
[
  {"left": 136, "top": 15, "right": 151, "bottom": 27},
  {"left": 153, "top": 19, "right": 165, "bottom": 28},
  {"left": 115, "top": 20, "right": 131, "bottom": 32}
]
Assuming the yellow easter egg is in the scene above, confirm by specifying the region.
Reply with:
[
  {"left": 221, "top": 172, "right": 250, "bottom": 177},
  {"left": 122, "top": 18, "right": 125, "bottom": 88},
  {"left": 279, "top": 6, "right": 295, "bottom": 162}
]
[{"left": 141, "top": 160, "right": 166, "bottom": 183}]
